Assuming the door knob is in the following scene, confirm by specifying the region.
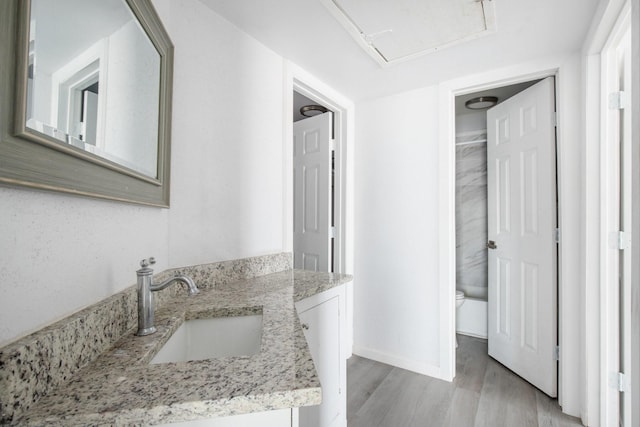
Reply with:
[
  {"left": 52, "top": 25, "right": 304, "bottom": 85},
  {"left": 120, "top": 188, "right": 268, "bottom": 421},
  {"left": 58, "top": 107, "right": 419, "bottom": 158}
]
[{"left": 487, "top": 240, "right": 497, "bottom": 250}]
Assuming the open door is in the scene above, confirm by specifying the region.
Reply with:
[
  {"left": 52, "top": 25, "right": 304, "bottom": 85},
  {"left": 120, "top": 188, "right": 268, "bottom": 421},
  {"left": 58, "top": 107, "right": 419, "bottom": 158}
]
[
  {"left": 487, "top": 77, "right": 558, "bottom": 396},
  {"left": 293, "top": 112, "right": 332, "bottom": 272}
]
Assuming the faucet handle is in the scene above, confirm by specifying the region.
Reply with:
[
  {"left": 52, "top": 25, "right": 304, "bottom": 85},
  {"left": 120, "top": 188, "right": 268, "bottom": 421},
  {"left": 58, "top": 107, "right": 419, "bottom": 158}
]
[{"left": 140, "top": 257, "right": 156, "bottom": 268}]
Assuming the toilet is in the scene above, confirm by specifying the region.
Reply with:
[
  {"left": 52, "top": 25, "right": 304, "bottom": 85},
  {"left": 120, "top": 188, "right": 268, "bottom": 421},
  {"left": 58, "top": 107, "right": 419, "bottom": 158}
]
[{"left": 455, "top": 290, "right": 466, "bottom": 348}]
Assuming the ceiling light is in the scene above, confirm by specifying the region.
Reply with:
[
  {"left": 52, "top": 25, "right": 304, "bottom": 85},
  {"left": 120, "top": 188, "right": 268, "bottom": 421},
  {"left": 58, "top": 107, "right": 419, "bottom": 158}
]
[
  {"left": 300, "top": 105, "right": 328, "bottom": 117},
  {"left": 465, "top": 96, "right": 498, "bottom": 110}
]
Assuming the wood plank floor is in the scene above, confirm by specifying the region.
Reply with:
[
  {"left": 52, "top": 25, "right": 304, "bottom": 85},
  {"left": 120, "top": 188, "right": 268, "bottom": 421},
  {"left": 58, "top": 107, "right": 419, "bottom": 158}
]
[{"left": 347, "top": 335, "right": 583, "bottom": 427}]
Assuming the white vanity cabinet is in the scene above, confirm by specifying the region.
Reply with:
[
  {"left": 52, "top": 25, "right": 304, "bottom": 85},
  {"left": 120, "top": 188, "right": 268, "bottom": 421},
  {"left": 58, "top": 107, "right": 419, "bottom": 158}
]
[{"left": 295, "top": 285, "right": 347, "bottom": 427}]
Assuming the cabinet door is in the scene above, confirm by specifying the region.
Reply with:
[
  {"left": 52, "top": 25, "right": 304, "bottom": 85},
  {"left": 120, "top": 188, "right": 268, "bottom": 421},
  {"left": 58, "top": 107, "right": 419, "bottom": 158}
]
[{"left": 298, "top": 296, "right": 342, "bottom": 427}]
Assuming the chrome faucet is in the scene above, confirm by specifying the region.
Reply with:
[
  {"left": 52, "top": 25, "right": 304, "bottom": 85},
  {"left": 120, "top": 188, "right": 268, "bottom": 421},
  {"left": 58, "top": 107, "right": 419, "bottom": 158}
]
[{"left": 136, "top": 257, "right": 199, "bottom": 336}]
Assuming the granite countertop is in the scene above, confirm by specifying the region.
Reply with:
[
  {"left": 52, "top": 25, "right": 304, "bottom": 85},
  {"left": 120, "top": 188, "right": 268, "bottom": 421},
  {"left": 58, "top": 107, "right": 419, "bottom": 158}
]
[{"left": 14, "top": 269, "right": 352, "bottom": 426}]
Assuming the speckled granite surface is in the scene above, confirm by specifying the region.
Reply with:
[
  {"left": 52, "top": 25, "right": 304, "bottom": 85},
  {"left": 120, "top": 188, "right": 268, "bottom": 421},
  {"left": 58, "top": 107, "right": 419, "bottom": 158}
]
[
  {"left": 1, "top": 257, "right": 351, "bottom": 426},
  {"left": 0, "top": 253, "right": 293, "bottom": 424}
]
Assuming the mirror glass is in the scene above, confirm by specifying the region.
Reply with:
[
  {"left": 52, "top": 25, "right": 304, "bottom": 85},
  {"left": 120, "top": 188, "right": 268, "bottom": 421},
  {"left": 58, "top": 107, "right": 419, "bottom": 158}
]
[{"left": 25, "top": 0, "right": 161, "bottom": 178}]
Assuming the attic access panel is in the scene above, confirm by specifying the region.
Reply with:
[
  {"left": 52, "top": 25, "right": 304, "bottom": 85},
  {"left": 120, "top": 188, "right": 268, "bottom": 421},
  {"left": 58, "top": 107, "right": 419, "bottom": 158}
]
[{"left": 321, "top": 0, "right": 496, "bottom": 66}]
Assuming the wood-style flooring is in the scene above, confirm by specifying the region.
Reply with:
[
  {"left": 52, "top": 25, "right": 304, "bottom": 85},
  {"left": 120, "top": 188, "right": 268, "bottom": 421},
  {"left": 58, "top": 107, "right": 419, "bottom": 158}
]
[{"left": 347, "top": 335, "right": 583, "bottom": 427}]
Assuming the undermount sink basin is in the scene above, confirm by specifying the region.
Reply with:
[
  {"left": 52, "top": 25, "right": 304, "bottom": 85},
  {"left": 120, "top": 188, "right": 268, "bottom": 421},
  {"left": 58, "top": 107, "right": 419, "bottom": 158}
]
[{"left": 150, "top": 313, "right": 263, "bottom": 364}]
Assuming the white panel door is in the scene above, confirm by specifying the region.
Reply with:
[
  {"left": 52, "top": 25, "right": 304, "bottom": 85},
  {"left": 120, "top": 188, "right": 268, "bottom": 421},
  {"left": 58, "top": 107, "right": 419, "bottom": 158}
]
[
  {"left": 293, "top": 113, "right": 332, "bottom": 272},
  {"left": 487, "top": 77, "right": 557, "bottom": 397}
]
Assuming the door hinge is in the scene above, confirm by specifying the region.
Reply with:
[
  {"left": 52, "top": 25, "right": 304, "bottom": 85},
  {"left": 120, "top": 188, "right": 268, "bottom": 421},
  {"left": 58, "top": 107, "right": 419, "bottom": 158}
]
[
  {"left": 330, "top": 139, "right": 336, "bottom": 151},
  {"left": 553, "top": 345, "right": 560, "bottom": 361},
  {"left": 330, "top": 226, "right": 336, "bottom": 238},
  {"left": 618, "top": 231, "right": 631, "bottom": 250},
  {"left": 609, "top": 91, "right": 629, "bottom": 110},
  {"left": 554, "top": 228, "right": 560, "bottom": 243},
  {"left": 614, "top": 372, "right": 630, "bottom": 392},
  {"left": 552, "top": 112, "right": 558, "bottom": 127},
  {"left": 608, "top": 231, "right": 631, "bottom": 250}
]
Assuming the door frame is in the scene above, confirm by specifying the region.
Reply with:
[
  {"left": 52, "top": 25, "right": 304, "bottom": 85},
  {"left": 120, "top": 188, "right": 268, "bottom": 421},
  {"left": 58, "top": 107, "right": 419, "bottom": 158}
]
[
  {"left": 438, "top": 55, "right": 583, "bottom": 416},
  {"left": 583, "top": 0, "right": 635, "bottom": 424},
  {"left": 290, "top": 82, "right": 347, "bottom": 273},
  {"left": 595, "top": 3, "right": 631, "bottom": 425},
  {"left": 283, "top": 61, "right": 355, "bottom": 353},
  {"left": 631, "top": 1, "right": 640, "bottom": 425}
]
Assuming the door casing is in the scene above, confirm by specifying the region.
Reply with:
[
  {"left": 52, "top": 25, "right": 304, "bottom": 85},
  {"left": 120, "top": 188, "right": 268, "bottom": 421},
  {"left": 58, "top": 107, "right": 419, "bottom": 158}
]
[
  {"left": 284, "top": 62, "right": 355, "bottom": 355},
  {"left": 286, "top": 80, "right": 349, "bottom": 275},
  {"left": 599, "top": 5, "right": 631, "bottom": 426},
  {"left": 438, "top": 56, "right": 583, "bottom": 417},
  {"left": 583, "top": 0, "right": 636, "bottom": 424}
]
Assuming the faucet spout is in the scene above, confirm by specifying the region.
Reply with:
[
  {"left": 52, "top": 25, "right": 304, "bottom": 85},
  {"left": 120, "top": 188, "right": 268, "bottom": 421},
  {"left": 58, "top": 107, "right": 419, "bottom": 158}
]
[
  {"left": 136, "top": 258, "right": 199, "bottom": 336},
  {"left": 151, "top": 275, "right": 200, "bottom": 295}
]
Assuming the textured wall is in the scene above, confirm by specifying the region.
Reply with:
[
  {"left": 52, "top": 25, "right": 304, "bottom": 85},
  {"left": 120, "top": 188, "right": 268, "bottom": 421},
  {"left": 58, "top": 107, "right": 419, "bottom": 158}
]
[
  {"left": 0, "top": 0, "right": 288, "bottom": 347},
  {"left": 354, "top": 86, "right": 441, "bottom": 373},
  {"left": 158, "top": 0, "right": 285, "bottom": 268},
  {"left": 455, "top": 134, "right": 488, "bottom": 300}
]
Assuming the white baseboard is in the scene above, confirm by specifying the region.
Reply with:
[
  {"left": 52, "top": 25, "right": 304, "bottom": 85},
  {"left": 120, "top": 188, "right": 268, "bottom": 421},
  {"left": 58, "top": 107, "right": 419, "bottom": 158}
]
[
  {"left": 352, "top": 345, "right": 447, "bottom": 381},
  {"left": 457, "top": 331, "right": 487, "bottom": 340}
]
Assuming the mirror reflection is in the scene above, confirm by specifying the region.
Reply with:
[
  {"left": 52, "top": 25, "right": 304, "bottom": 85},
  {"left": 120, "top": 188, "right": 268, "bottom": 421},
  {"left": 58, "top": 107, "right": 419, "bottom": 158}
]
[{"left": 26, "top": 0, "right": 161, "bottom": 178}]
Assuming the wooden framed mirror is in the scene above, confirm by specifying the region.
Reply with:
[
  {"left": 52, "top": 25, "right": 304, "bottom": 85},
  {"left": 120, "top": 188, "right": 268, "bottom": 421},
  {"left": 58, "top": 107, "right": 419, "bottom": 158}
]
[{"left": 0, "top": 0, "right": 173, "bottom": 207}]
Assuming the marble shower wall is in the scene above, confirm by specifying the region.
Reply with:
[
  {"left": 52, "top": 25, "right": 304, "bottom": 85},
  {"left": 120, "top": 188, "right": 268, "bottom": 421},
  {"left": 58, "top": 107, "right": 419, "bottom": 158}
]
[{"left": 455, "top": 134, "right": 488, "bottom": 300}]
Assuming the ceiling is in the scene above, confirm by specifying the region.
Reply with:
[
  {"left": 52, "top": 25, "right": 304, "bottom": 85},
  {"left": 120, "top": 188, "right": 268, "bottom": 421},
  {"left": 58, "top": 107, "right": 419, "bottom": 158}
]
[
  {"left": 199, "top": 0, "right": 600, "bottom": 101},
  {"left": 321, "top": 0, "right": 496, "bottom": 65}
]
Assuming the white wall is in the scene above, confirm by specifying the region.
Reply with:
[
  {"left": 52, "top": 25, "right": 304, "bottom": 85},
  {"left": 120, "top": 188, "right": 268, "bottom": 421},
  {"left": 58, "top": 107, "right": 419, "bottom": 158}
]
[
  {"left": 353, "top": 54, "right": 584, "bottom": 414},
  {"left": 0, "top": 0, "right": 288, "bottom": 347},
  {"left": 353, "top": 86, "right": 442, "bottom": 375},
  {"left": 157, "top": 0, "right": 285, "bottom": 267},
  {"left": 0, "top": 187, "right": 169, "bottom": 346},
  {"left": 455, "top": 111, "right": 485, "bottom": 135}
]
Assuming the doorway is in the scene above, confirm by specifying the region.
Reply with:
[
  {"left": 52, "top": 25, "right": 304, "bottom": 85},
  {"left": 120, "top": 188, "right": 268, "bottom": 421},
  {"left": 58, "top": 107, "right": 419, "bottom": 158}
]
[
  {"left": 286, "top": 70, "right": 355, "bottom": 357},
  {"left": 289, "top": 79, "right": 350, "bottom": 276},
  {"left": 454, "top": 78, "right": 559, "bottom": 397},
  {"left": 293, "top": 91, "right": 335, "bottom": 272},
  {"left": 454, "top": 80, "right": 539, "bottom": 335}
]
